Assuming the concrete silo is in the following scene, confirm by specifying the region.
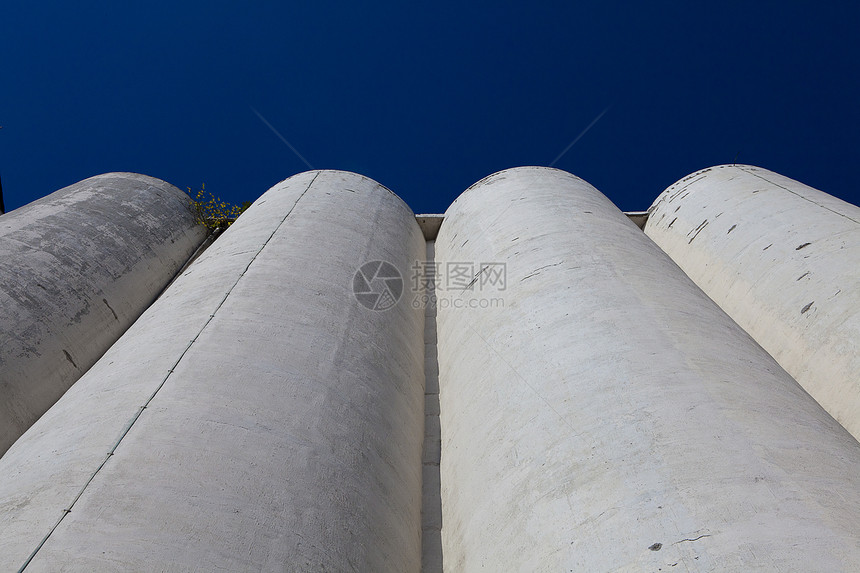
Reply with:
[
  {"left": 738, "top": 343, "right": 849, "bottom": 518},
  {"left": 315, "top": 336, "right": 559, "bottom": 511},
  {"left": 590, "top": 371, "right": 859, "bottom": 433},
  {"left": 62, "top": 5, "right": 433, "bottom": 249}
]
[
  {"left": 4, "top": 163, "right": 860, "bottom": 571},
  {"left": 0, "top": 171, "right": 426, "bottom": 572},
  {"left": 0, "top": 173, "right": 206, "bottom": 455},
  {"left": 434, "top": 167, "right": 860, "bottom": 571},
  {"left": 645, "top": 165, "right": 860, "bottom": 440}
]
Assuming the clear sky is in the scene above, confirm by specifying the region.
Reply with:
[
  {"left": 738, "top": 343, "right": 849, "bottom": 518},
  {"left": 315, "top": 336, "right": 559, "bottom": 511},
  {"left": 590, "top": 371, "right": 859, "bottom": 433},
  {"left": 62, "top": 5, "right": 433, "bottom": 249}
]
[{"left": 2, "top": 1, "right": 858, "bottom": 214}]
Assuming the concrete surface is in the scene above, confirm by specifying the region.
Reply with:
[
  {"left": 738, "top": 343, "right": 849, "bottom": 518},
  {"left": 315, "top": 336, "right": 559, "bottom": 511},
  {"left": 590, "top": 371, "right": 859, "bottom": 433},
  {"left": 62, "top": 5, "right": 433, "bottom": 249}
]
[
  {"left": 416, "top": 212, "right": 649, "bottom": 239},
  {"left": 0, "top": 170, "right": 426, "bottom": 572},
  {"left": 435, "top": 166, "right": 860, "bottom": 571},
  {"left": 421, "top": 240, "right": 443, "bottom": 573},
  {"left": 645, "top": 165, "right": 860, "bottom": 441},
  {"left": 416, "top": 215, "right": 444, "bottom": 241},
  {"left": 0, "top": 173, "right": 205, "bottom": 456},
  {"left": 625, "top": 210, "right": 649, "bottom": 229}
]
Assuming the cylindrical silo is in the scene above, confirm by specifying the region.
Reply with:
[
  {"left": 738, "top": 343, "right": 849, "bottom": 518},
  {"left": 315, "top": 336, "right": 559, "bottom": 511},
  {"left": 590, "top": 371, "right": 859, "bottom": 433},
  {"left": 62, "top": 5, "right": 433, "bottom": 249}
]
[
  {"left": 0, "top": 173, "right": 206, "bottom": 455},
  {"left": 645, "top": 165, "right": 860, "bottom": 440},
  {"left": 0, "top": 170, "right": 427, "bottom": 572},
  {"left": 435, "top": 167, "right": 860, "bottom": 570}
]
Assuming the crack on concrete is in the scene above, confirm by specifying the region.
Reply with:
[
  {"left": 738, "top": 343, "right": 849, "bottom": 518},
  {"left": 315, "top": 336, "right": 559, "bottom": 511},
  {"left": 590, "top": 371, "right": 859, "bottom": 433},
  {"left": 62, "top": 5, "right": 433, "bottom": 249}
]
[
  {"left": 688, "top": 220, "right": 709, "bottom": 244},
  {"left": 521, "top": 261, "right": 563, "bottom": 281},
  {"left": 102, "top": 298, "right": 118, "bottom": 320},
  {"left": 15, "top": 172, "right": 321, "bottom": 573},
  {"left": 466, "top": 265, "right": 492, "bottom": 289},
  {"left": 687, "top": 220, "right": 706, "bottom": 236},
  {"left": 666, "top": 174, "right": 707, "bottom": 203},
  {"left": 674, "top": 534, "right": 711, "bottom": 544},
  {"left": 796, "top": 242, "right": 812, "bottom": 250},
  {"left": 62, "top": 350, "right": 78, "bottom": 370},
  {"left": 801, "top": 301, "right": 814, "bottom": 314}
]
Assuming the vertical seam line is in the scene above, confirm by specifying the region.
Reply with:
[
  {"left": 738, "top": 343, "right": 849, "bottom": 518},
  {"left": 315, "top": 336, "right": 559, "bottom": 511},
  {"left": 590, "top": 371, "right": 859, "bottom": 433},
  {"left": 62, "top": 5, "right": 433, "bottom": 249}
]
[
  {"left": 17, "top": 172, "right": 320, "bottom": 572},
  {"left": 735, "top": 166, "right": 860, "bottom": 225}
]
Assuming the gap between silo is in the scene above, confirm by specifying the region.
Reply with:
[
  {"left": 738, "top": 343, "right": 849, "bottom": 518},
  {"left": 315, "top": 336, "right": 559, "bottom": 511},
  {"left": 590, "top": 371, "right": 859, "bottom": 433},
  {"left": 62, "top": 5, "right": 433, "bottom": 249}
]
[{"left": 421, "top": 239, "right": 443, "bottom": 573}]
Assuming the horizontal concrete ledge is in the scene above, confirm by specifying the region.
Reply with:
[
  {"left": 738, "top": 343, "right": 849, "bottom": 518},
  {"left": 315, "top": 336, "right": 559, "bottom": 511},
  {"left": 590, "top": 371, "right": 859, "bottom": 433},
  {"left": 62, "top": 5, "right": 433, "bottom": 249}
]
[
  {"left": 416, "top": 211, "right": 649, "bottom": 240},
  {"left": 625, "top": 211, "right": 649, "bottom": 230},
  {"left": 416, "top": 214, "right": 444, "bottom": 241}
]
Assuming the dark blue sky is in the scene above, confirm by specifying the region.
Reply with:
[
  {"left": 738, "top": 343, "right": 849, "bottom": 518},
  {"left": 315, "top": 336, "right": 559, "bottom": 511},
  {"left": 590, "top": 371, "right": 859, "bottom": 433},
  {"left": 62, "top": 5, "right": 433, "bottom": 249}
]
[{"left": 2, "top": 2, "right": 858, "bottom": 214}]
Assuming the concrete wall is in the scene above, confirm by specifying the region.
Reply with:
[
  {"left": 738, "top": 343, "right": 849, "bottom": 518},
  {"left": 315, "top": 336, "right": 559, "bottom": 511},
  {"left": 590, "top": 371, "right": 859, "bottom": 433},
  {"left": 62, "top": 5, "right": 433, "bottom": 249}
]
[
  {"left": 645, "top": 165, "right": 860, "bottom": 440},
  {"left": 434, "top": 166, "right": 860, "bottom": 571},
  {"left": 0, "top": 173, "right": 205, "bottom": 455},
  {"left": 421, "top": 240, "right": 443, "bottom": 573},
  {"left": 0, "top": 170, "right": 426, "bottom": 572}
]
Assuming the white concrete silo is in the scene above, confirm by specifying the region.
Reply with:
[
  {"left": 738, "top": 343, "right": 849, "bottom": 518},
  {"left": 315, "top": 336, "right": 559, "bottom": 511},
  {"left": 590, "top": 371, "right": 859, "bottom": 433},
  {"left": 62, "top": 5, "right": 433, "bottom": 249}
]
[
  {"left": 0, "top": 173, "right": 206, "bottom": 455},
  {"left": 645, "top": 165, "right": 860, "bottom": 440},
  {"left": 0, "top": 171, "right": 426, "bottom": 572},
  {"left": 434, "top": 167, "right": 860, "bottom": 571}
]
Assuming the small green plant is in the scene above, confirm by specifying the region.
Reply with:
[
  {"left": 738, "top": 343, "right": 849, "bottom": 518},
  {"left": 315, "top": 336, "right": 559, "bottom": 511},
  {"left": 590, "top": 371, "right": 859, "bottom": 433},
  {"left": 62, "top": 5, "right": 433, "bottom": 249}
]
[{"left": 186, "top": 183, "right": 248, "bottom": 232}]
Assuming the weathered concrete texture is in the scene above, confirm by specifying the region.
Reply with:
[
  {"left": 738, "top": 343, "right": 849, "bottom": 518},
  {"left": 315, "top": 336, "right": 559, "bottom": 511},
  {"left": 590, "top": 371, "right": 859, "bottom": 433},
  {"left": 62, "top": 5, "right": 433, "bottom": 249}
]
[
  {"left": 645, "top": 165, "right": 860, "bottom": 440},
  {"left": 0, "top": 173, "right": 205, "bottom": 455},
  {"left": 435, "top": 166, "right": 860, "bottom": 571},
  {"left": 0, "top": 170, "right": 426, "bottom": 572}
]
